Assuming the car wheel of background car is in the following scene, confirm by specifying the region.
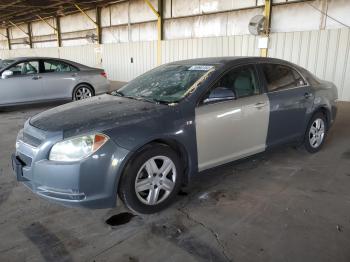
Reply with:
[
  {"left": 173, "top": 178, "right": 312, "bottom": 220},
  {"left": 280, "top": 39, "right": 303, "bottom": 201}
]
[
  {"left": 304, "top": 112, "right": 328, "bottom": 153},
  {"left": 73, "top": 84, "right": 94, "bottom": 101},
  {"left": 119, "top": 143, "right": 184, "bottom": 214}
]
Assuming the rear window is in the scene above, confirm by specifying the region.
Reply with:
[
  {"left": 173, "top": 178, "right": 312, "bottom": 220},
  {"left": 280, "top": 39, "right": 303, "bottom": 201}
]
[{"left": 261, "top": 64, "right": 306, "bottom": 92}]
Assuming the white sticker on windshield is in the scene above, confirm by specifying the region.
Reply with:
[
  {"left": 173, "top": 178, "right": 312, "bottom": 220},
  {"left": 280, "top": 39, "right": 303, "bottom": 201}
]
[{"left": 188, "top": 65, "right": 213, "bottom": 71}]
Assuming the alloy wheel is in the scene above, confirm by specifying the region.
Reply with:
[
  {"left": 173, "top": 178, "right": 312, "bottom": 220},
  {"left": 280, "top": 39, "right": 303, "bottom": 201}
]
[
  {"left": 75, "top": 87, "right": 92, "bottom": 100},
  {"left": 309, "top": 118, "right": 325, "bottom": 148},
  {"left": 134, "top": 156, "right": 176, "bottom": 205}
]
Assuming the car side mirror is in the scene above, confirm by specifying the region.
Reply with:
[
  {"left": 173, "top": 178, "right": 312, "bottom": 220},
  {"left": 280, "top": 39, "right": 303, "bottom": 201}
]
[
  {"left": 1, "top": 70, "right": 13, "bottom": 79},
  {"left": 203, "top": 87, "right": 236, "bottom": 104}
]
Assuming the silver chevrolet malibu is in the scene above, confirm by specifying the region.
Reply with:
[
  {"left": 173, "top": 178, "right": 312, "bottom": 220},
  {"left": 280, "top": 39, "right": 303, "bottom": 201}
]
[{"left": 0, "top": 57, "right": 109, "bottom": 107}]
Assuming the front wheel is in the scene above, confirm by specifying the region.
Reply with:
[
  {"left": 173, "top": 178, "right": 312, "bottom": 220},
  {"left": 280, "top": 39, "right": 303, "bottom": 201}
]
[
  {"left": 73, "top": 84, "right": 94, "bottom": 101},
  {"left": 304, "top": 112, "right": 328, "bottom": 153},
  {"left": 119, "top": 144, "right": 183, "bottom": 214}
]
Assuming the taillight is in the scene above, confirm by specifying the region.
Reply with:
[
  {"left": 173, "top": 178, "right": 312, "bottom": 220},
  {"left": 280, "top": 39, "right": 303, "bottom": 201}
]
[{"left": 100, "top": 71, "right": 107, "bottom": 78}]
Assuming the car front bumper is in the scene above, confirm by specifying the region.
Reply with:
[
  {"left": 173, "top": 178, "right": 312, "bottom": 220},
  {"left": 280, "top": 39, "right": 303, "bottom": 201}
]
[{"left": 12, "top": 123, "right": 130, "bottom": 208}]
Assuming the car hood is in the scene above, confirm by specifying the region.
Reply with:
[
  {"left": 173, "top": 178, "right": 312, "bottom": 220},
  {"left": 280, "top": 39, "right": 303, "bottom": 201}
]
[{"left": 30, "top": 94, "right": 168, "bottom": 138}]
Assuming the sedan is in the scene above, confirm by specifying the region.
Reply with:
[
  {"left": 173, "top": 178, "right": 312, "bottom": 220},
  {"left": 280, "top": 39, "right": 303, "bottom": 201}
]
[
  {"left": 12, "top": 57, "right": 338, "bottom": 214},
  {"left": 0, "top": 57, "right": 109, "bottom": 107}
]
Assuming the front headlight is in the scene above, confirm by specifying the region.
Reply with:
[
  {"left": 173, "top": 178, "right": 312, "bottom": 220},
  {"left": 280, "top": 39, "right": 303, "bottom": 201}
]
[{"left": 49, "top": 133, "right": 109, "bottom": 162}]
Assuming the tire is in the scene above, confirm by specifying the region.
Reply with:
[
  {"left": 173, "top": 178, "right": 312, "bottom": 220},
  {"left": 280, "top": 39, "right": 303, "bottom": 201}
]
[
  {"left": 119, "top": 143, "right": 184, "bottom": 214},
  {"left": 304, "top": 112, "right": 328, "bottom": 153},
  {"left": 73, "top": 84, "right": 94, "bottom": 101}
]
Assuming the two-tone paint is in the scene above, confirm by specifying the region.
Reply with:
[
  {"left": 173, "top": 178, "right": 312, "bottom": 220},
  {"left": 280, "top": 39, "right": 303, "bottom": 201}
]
[{"left": 12, "top": 57, "right": 338, "bottom": 208}]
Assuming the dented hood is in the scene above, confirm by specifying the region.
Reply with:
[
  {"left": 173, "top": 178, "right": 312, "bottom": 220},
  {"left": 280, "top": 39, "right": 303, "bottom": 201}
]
[{"left": 29, "top": 94, "right": 167, "bottom": 138}]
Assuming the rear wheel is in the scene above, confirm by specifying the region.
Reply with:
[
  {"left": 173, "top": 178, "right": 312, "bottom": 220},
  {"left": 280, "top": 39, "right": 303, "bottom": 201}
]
[
  {"left": 73, "top": 84, "right": 94, "bottom": 101},
  {"left": 304, "top": 112, "right": 327, "bottom": 153},
  {"left": 119, "top": 144, "right": 183, "bottom": 214}
]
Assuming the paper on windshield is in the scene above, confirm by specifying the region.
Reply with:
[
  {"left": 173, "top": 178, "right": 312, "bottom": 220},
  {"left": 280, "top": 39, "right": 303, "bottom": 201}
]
[{"left": 188, "top": 65, "right": 214, "bottom": 71}]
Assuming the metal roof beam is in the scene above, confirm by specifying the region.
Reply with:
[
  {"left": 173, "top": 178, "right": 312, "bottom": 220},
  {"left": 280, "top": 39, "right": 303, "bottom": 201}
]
[
  {"left": 9, "top": 21, "right": 29, "bottom": 36},
  {"left": 74, "top": 3, "right": 98, "bottom": 26},
  {"left": 36, "top": 15, "right": 57, "bottom": 32}
]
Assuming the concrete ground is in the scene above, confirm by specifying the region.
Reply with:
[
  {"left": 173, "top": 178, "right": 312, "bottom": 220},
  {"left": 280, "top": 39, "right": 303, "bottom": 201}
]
[{"left": 0, "top": 101, "right": 349, "bottom": 262}]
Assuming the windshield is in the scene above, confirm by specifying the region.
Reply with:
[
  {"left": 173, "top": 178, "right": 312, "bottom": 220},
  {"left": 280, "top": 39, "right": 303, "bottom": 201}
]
[
  {"left": 0, "top": 59, "right": 14, "bottom": 69},
  {"left": 114, "top": 64, "right": 216, "bottom": 104}
]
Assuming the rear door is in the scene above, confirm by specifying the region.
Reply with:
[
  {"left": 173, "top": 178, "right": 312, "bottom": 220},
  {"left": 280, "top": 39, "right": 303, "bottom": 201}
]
[
  {"left": 0, "top": 60, "right": 44, "bottom": 104},
  {"left": 258, "top": 63, "right": 313, "bottom": 147},
  {"left": 195, "top": 64, "right": 270, "bottom": 171},
  {"left": 40, "top": 59, "right": 79, "bottom": 100}
]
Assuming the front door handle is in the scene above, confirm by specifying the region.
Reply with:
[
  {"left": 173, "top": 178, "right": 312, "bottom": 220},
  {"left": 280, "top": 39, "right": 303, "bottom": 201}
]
[
  {"left": 304, "top": 92, "right": 313, "bottom": 99},
  {"left": 32, "top": 75, "right": 41, "bottom": 80},
  {"left": 254, "top": 102, "right": 267, "bottom": 109}
]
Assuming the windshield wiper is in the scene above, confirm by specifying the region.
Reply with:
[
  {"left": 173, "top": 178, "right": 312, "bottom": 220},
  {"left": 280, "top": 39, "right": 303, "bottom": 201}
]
[
  {"left": 112, "top": 92, "right": 171, "bottom": 105},
  {"left": 111, "top": 90, "right": 124, "bottom": 97},
  {"left": 138, "top": 96, "right": 171, "bottom": 105}
]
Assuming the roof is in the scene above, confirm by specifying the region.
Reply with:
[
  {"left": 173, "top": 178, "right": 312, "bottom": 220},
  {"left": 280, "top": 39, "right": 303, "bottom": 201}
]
[
  {"left": 0, "top": 0, "right": 123, "bottom": 29},
  {"left": 168, "top": 56, "right": 289, "bottom": 65}
]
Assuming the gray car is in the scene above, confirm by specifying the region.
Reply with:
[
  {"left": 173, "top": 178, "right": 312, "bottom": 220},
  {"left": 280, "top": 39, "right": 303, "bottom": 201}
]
[
  {"left": 0, "top": 57, "right": 109, "bottom": 107},
  {"left": 12, "top": 57, "right": 338, "bottom": 214}
]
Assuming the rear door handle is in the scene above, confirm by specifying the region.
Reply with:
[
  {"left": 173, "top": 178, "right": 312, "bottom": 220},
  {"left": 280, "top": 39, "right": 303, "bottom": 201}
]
[
  {"left": 304, "top": 92, "right": 313, "bottom": 99},
  {"left": 254, "top": 102, "right": 267, "bottom": 109}
]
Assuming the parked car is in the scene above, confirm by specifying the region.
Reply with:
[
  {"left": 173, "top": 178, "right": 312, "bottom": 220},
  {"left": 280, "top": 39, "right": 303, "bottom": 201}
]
[
  {"left": 12, "top": 57, "right": 338, "bottom": 214},
  {"left": 0, "top": 57, "right": 109, "bottom": 107}
]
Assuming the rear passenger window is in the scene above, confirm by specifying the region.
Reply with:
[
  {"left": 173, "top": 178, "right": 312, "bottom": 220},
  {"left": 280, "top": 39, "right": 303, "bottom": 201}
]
[
  {"left": 292, "top": 70, "right": 307, "bottom": 87},
  {"left": 261, "top": 64, "right": 306, "bottom": 92},
  {"left": 43, "top": 60, "right": 78, "bottom": 73}
]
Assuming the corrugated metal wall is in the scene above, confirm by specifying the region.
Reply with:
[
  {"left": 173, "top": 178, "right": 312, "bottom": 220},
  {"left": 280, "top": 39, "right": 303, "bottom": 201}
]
[
  {"left": 0, "top": 47, "right": 58, "bottom": 58},
  {"left": 0, "top": 46, "right": 99, "bottom": 68},
  {"left": 161, "top": 35, "right": 259, "bottom": 63},
  {"left": 102, "top": 41, "right": 157, "bottom": 82},
  {"left": 58, "top": 45, "right": 102, "bottom": 68},
  {"left": 1, "top": 28, "right": 350, "bottom": 101}
]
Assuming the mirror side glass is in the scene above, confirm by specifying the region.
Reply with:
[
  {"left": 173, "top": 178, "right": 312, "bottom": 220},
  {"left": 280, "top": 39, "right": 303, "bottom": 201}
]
[
  {"left": 203, "top": 87, "right": 236, "bottom": 104},
  {"left": 1, "top": 70, "right": 13, "bottom": 79}
]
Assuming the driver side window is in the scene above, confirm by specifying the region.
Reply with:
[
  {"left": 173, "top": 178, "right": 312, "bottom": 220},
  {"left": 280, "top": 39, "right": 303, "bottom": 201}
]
[
  {"left": 8, "top": 61, "right": 39, "bottom": 76},
  {"left": 202, "top": 65, "right": 259, "bottom": 104}
]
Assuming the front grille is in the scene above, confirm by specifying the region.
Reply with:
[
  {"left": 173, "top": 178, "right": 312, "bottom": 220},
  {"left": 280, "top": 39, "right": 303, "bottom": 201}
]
[{"left": 22, "top": 132, "right": 42, "bottom": 147}]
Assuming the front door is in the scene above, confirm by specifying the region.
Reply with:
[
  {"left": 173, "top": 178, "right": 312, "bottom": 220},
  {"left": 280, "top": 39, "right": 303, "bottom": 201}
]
[
  {"left": 0, "top": 60, "right": 43, "bottom": 104},
  {"left": 195, "top": 65, "right": 270, "bottom": 171}
]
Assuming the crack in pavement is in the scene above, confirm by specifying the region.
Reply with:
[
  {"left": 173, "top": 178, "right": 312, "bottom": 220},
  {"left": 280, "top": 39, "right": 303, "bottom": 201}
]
[
  {"left": 91, "top": 233, "right": 135, "bottom": 259},
  {"left": 177, "top": 207, "right": 232, "bottom": 262}
]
